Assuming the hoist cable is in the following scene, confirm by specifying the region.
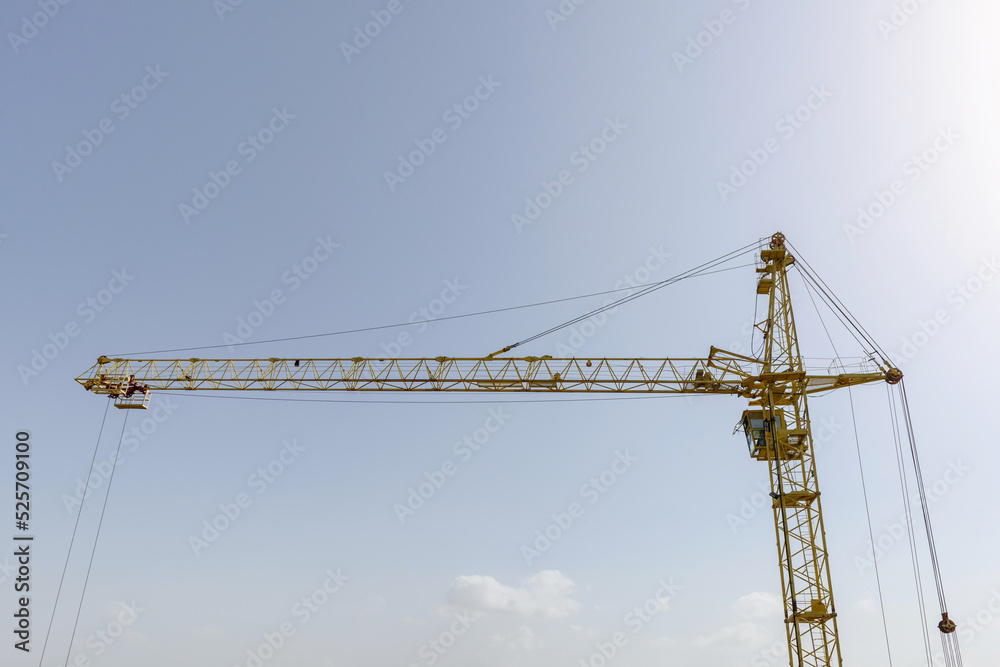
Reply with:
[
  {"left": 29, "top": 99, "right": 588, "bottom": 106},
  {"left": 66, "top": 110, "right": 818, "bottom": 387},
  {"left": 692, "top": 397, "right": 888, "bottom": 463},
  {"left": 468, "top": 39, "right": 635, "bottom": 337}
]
[
  {"left": 887, "top": 384, "right": 934, "bottom": 665},
  {"left": 898, "top": 382, "right": 963, "bottom": 667},
  {"left": 786, "top": 242, "right": 892, "bottom": 365},
  {"left": 110, "top": 288, "right": 669, "bottom": 356},
  {"left": 846, "top": 385, "right": 895, "bottom": 667},
  {"left": 37, "top": 398, "right": 112, "bottom": 667},
  {"left": 899, "top": 384, "right": 948, "bottom": 609},
  {"left": 505, "top": 242, "right": 759, "bottom": 350},
  {"left": 787, "top": 242, "right": 886, "bottom": 356},
  {"left": 498, "top": 241, "right": 761, "bottom": 353},
  {"left": 792, "top": 264, "right": 873, "bottom": 360},
  {"left": 109, "top": 259, "right": 755, "bottom": 358},
  {"left": 61, "top": 411, "right": 130, "bottom": 667},
  {"left": 801, "top": 276, "right": 895, "bottom": 667}
]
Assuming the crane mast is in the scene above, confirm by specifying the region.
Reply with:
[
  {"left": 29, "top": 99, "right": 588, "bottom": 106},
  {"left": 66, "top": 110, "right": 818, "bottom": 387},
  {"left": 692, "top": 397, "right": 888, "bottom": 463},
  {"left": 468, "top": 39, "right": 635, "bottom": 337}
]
[
  {"left": 754, "top": 236, "right": 841, "bottom": 667},
  {"left": 76, "top": 233, "right": 904, "bottom": 667}
]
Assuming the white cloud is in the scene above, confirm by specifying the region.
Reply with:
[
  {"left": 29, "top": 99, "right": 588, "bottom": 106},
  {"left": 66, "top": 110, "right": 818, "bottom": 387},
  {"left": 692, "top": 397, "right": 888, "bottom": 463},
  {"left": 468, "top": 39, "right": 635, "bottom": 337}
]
[
  {"left": 481, "top": 625, "right": 542, "bottom": 664},
  {"left": 487, "top": 626, "right": 542, "bottom": 654},
  {"left": 447, "top": 570, "right": 582, "bottom": 618},
  {"left": 188, "top": 626, "right": 226, "bottom": 640},
  {"left": 361, "top": 595, "right": 386, "bottom": 616},
  {"left": 853, "top": 594, "right": 876, "bottom": 613},
  {"left": 731, "top": 591, "right": 783, "bottom": 620},
  {"left": 696, "top": 621, "right": 768, "bottom": 648}
]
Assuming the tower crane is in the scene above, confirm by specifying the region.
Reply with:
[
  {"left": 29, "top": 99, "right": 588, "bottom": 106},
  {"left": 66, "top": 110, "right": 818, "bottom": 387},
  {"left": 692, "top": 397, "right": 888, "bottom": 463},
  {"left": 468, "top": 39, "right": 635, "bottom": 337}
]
[{"left": 75, "top": 232, "right": 958, "bottom": 667}]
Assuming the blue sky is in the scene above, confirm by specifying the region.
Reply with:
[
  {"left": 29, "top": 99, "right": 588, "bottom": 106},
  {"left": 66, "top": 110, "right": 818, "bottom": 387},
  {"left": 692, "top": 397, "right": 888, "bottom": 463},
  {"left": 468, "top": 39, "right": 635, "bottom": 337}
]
[{"left": 2, "top": 1, "right": 1000, "bottom": 666}]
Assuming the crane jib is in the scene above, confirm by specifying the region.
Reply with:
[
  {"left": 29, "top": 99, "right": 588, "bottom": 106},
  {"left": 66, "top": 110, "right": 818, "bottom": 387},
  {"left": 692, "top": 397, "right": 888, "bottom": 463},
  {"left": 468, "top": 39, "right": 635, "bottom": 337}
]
[{"left": 76, "top": 233, "right": 951, "bottom": 667}]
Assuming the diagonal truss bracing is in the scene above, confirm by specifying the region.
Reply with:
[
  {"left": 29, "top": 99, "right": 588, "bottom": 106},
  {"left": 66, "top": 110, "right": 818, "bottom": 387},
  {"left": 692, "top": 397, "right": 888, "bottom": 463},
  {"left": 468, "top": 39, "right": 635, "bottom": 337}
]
[{"left": 77, "top": 354, "right": 885, "bottom": 398}]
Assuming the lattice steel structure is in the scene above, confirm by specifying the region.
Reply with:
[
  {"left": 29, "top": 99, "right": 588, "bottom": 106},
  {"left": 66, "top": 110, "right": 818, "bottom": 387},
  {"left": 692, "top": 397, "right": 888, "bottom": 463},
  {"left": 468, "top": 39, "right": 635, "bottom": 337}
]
[
  {"left": 77, "top": 233, "right": 902, "bottom": 667},
  {"left": 754, "top": 237, "right": 843, "bottom": 667}
]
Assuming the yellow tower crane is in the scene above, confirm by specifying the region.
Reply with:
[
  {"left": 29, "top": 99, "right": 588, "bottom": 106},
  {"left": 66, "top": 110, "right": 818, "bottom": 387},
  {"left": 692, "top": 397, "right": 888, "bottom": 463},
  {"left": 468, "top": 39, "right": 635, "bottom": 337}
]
[{"left": 75, "top": 232, "right": 957, "bottom": 667}]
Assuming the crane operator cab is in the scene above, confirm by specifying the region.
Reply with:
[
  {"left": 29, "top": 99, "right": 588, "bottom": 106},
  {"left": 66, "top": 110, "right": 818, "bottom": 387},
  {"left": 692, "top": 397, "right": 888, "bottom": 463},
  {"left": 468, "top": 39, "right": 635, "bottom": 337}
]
[{"left": 740, "top": 409, "right": 809, "bottom": 461}]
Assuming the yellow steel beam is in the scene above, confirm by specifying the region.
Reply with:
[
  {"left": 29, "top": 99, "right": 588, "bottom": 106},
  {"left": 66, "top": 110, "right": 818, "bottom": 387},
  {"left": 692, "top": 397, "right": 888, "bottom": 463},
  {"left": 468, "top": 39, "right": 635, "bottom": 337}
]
[
  {"left": 74, "top": 232, "right": 904, "bottom": 667},
  {"left": 76, "top": 354, "right": 890, "bottom": 398},
  {"left": 758, "top": 233, "right": 841, "bottom": 667}
]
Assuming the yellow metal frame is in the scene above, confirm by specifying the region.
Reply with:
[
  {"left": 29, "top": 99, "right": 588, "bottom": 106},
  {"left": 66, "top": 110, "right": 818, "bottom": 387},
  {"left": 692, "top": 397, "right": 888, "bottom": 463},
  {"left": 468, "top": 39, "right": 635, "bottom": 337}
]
[
  {"left": 77, "top": 354, "right": 887, "bottom": 398},
  {"left": 754, "top": 236, "right": 842, "bottom": 667},
  {"left": 75, "top": 233, "right": 900, "bottom": 667}
]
